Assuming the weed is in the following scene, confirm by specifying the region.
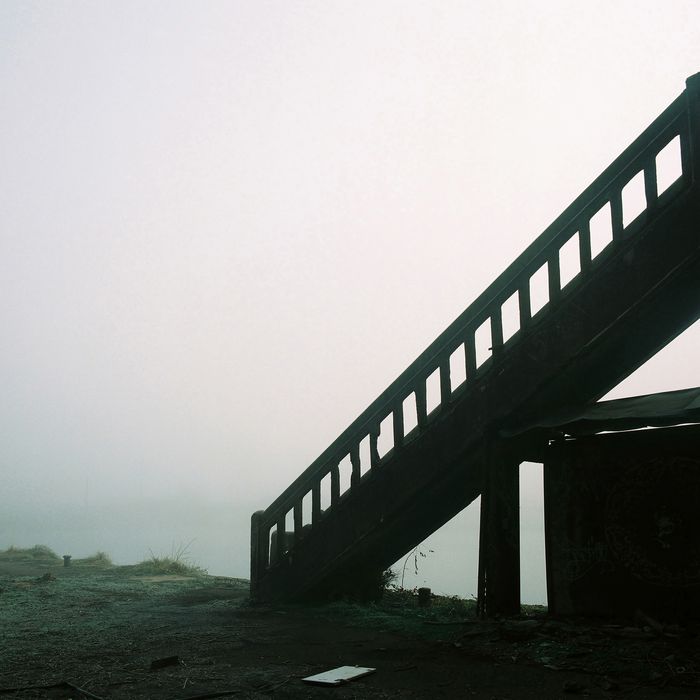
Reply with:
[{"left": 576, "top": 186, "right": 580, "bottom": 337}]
[
  {"left": 380, "top": 568, "right": 397, "bottom": 589},
  {"left": 399, "top": 545, "right": 434, "bottom": 589}
]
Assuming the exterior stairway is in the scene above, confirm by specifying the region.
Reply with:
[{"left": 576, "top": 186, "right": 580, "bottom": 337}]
[{"left": 251, "top": 75, "right": 700, "bottom": 602}]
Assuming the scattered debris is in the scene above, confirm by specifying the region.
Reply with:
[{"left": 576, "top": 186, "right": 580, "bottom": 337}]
[
  {"left": 605, "top": 626, "right": 653, "bottom": 639},
  {"left": 0, "top": 681, "right": 103, "bottom": 699},
  {"left": 302, "top": 665, "right": 376, "bottom": 686},
  {"left": 151, "top": 655, "right": 184, "bottom": 670},
  {"left": 562, "top": 680, "right": 587, "bottom": 694},
  {"left": 393, "top": 663, "right": 418, "bottom": 672},
  {"left": 599, "top": 676, "right": 620, "bottom": 692},
  {"left": 634, "top": 609, "right": 665, "bottom": 636},
  {"left": 176, "top": 691, "right": 241, "bottom": 699},
  {"left": 499, "top": 619, "right": 541, "bottom": 641},
  {"left": 424, "top": 619, "right": 471, "bottom": 626}
]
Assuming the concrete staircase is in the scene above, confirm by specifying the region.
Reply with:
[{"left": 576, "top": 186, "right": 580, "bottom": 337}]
[{"left": 251, "top": 75, "right": 700, "bottom": 603}]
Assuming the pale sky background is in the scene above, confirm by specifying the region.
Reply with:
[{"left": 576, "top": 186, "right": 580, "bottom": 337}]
[{"left": 1, "top": 1, "right": 698, "bottom": 603}]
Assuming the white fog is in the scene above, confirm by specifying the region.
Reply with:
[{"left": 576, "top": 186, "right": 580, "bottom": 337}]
[{"left": 2, "top": 1, "right": 699, "bottom": 604}]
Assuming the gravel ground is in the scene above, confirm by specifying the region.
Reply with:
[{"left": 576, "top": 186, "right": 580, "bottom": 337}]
[{"left": 1, "top": 556, "right": 699, "bottom": 699}]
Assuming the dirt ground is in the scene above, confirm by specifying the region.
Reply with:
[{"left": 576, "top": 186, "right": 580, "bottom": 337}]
[{"left": 1, "top": 558, "right": 699, "bottom": 699}]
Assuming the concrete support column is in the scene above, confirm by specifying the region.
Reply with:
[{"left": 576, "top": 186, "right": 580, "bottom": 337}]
[{"left": 478, "top": 443, "right": 520, "bottom": 616}]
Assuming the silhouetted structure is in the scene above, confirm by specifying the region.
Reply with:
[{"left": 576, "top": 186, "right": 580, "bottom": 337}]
[
  {"left": 251, "top": 74, "right": 700, "bottom": 616},
  {"left": 545, "top": 423, "right": 700, "bottom": 621},
  {"left": 498, "top": 387, "right": 700, "bottom": 620}
]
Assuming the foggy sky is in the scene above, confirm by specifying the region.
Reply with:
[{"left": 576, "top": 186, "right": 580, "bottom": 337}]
[{"left": 2, "top": 1, "right": 698, "bottom": 597}]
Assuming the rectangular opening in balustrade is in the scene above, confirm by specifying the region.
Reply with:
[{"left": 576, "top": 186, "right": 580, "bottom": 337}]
[
  {"left": 501, "top": 292, "right": 520, "bottom": 343},
  {"left": 402, "top": 393, "right": 418, "bottom": 436},
  {"left": 320, "top": 472, "right": 332, "bottom": 512},
  {"left": 558, "top": 232, "right": 581, "bottom": 289},
  {"left": 589, "top": 201, "right": 613, "bottom": 259},
  {"left": 529, "top": 263, "right": 549, "bottom": 317},
  {"left": 359, "top": 435, "right": 372, "bottom": 477},
  {"left": 621, "top": 170, "right": 646, "bottom": 229},
  {"left": 269, "top": 517, "right": 292, "bottom": 565},
  {"left": 285, "top": 509, "right": 294, "bottom": 546},
  {"left": 474, "top": 318, "right": 492, "bottom": 367},
  {"left": 426, "top": 367, "right": 441, "bottom": 415},
  {"left": 302, "top": 490, "right": 312, "bottom": 527},
  {"left": 449, "top": 344, "right": 467, "bottom": 389},
  {"left": 656, "top": 135, "right": 682, "bottom": 195},
  {"left": 268, "top": 524, "right": 278, "bottom": 565},
  {"left": 338, "top": 454, "right": 352, "bottom": 496},
  {"left": 376, "top": 414, "right": 394, "bottom": 459}
]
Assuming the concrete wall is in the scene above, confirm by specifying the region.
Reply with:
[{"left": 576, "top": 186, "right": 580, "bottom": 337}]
[{"left": 544, "top": 424, "right": 700, "bottom": 621}]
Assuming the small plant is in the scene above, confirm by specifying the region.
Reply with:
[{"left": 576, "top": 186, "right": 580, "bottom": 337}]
[{"left": 380, "top": 568, "right": 397, "bottom": 590}]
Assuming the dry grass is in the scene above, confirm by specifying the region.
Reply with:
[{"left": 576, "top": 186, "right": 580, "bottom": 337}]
[
  {"left": 74, "top": 551, "right": 113, "bottom": 567},
  {"left": 123, "top": 542, "right": 207, "bottom": 577},
  {"left": 126, "top": 555, "right": 206, "bottom": 577},
  {"left": 0, "top": 543, "right": 206, "bottom": 577},
  {"left": 0, "top": 545, "right": 61, "bottom": 562}
]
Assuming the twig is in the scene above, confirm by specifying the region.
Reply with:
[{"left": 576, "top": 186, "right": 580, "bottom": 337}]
[
  {"left": 260, "top": 676, "right": 292, "bottom": 692},
  {"left": 177, "top": 691, "right": 241, "bottom": 699},
  {"left": 63, "top": 682, "right": 105, "bottom": 700}
]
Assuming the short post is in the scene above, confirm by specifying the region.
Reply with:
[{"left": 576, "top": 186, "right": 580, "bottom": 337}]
[
  {"left": 418, "top": 587, "right": 431, "bottom": 607},
  {"left": 250, "top": 511, "right": 268, "bottom": 600},
  {"left": 63, "top": 555, "right": 72, "bottom": 567}
]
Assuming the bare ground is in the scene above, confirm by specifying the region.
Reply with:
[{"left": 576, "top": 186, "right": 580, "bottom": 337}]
[{"left": 0, "top": 558, "right": 699, "bottom": 699}]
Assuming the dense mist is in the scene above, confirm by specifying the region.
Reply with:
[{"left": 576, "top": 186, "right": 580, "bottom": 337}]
[{"left": 2, "top": 1, "right": 699, "bottom": 605}]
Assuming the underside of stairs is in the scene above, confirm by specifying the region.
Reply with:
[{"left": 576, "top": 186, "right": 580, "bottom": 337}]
[{"left": 251, "top": 74, "right": 700, "bottom": 603}]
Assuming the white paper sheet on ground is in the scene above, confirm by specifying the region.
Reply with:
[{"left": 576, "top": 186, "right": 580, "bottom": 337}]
[{"left": 302, "top": 665, "right": 376, "bottom": 685}]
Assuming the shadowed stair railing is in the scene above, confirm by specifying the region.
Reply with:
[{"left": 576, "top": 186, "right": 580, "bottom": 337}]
[{"left": 251, "top": 74, "right": 700, "bottom": 602}]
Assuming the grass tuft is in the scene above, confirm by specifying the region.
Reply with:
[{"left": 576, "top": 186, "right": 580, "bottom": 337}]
[
  {"left": 0, "top": 542, "right": 208, "bottom": 578},
  {"left": 0, "top": 545, "right": 61, "bottom": 561},
  {"left": 128, "top": 542, "right": 207, "bottom": 577},
  {"left": 75, "top": 551, "right": 113, "bottom": 567},
  {"left": 129, "top": 556, "right": 206, "bottom": 576}
]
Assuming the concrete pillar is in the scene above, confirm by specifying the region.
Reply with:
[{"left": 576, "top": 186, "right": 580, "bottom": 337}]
[{"left": 478, "top": 443, "right": 520, "bottom": 616}]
